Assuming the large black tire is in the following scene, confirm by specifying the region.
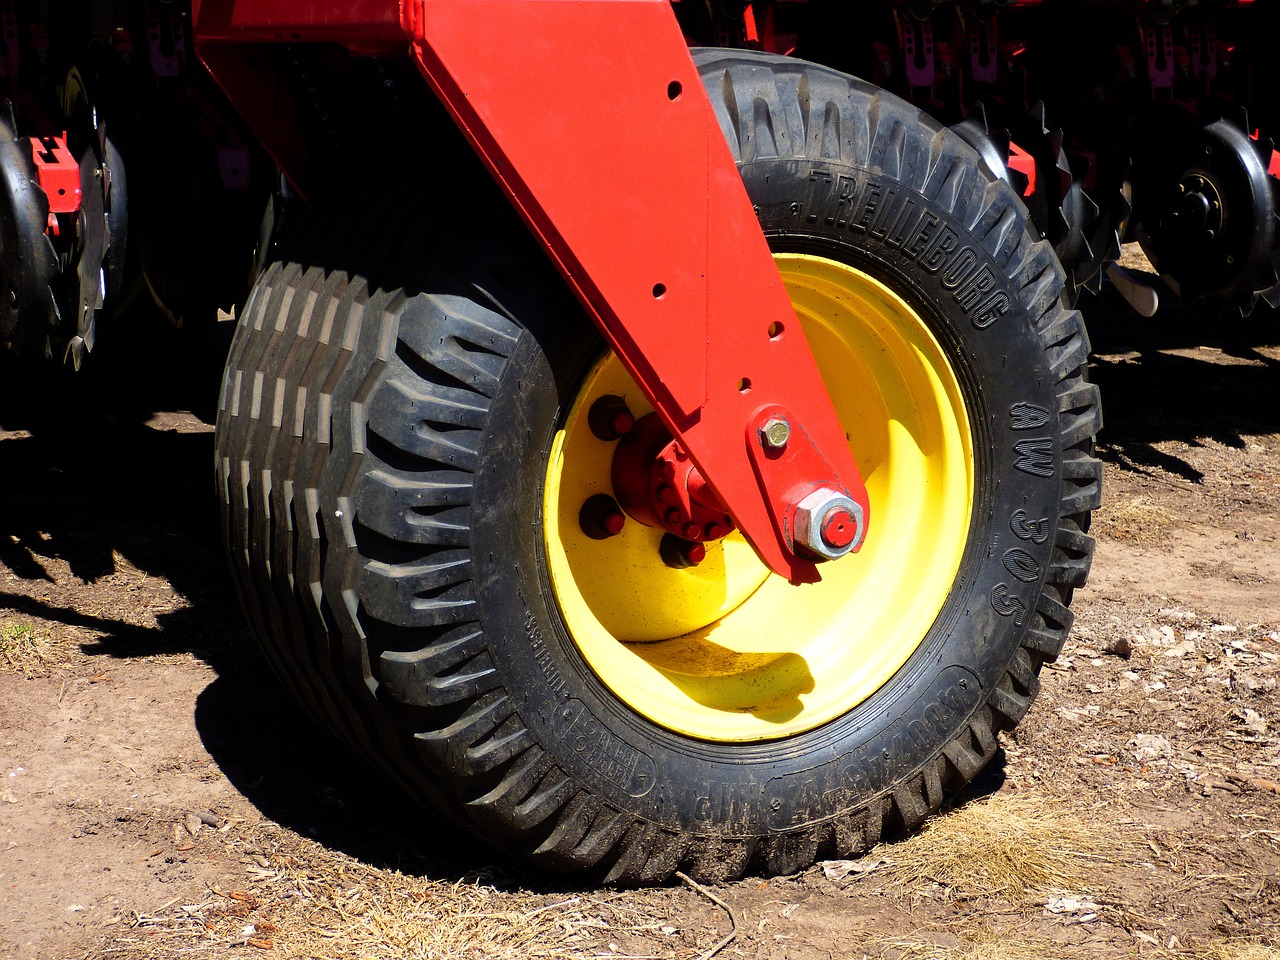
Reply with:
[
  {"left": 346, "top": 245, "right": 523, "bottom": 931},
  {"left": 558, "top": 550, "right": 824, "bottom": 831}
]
[{"left": 215, "top": 51, "right": 1101, "bottom": 884}]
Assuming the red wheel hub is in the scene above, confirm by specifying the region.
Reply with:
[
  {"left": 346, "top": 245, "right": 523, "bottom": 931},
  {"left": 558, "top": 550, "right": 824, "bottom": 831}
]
[{"left": 611, "top": 413, "right": 736, "bottom": 542}]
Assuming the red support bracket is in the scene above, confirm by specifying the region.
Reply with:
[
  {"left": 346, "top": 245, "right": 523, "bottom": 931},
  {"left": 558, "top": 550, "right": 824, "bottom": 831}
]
[
  {"left": 405, "top": 0, "right": 868, "bottom": 582},
  {"left": 27, "top": 135, "right": 81, "bottom": 230},
  {"left": 192, "top": 0, "right": 870, "bottom": 583}
]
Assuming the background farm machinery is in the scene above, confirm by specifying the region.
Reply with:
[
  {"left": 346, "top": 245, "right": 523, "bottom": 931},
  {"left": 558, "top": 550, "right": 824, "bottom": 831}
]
[{"left": 1, "top": 0, "right": 1276, "bottom": 368}]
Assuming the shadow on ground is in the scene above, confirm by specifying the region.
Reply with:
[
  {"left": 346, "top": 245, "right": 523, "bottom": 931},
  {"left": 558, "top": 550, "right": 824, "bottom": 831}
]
[
  {"left": 0, "top": 312, "right": 522, "bottom": 887},
  {"left": 1083, "top": 274, "right": 1280, "bottom": 482}
]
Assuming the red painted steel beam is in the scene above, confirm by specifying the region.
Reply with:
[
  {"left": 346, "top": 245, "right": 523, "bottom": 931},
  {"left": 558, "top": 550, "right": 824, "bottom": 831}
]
[
  {"left": 407, "top": 0, "right": 868, "bottom": 582},
  {"left": 192, "top": 0, "right": 404, "bottom": 45},
  {"left": 193, "top": 0, "right": 869, "bottom": 582}
]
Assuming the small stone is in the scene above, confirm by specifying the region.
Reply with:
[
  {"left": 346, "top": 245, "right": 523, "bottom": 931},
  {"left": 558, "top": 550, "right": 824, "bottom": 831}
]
[
  {"left": 1231, "top": 671, "right": 1275, "bottom": 696},
  {"left": 1164, "top": 639, "right": 1197, "bottom": 658},
  {"left": 1134, "top": 733, "right": 1173, "bottom": 762},
  {"left": 1120, "top": 671, "right": 1141, "bottom": 681},
  {"left": 820, "top": 856, "right": 892, "bottom": 881},
  {"left": 184, "top": 814, "right": 202, "bottom": 837},
  {"left": 1046, "top": 896, "right": 1083, "bottom": 913},
  {"left": 1105, "top": 636, "right": 1133, "bottom": 659},
  {"left": 1201, "top": 778, "right": 1241, "bottom": 795},
  {"left": 1235, "top": 708, "right": 1268, "bottom": 736},
  {"left": 1212, "top": 624, "right": 1239, "bottom": 634}
]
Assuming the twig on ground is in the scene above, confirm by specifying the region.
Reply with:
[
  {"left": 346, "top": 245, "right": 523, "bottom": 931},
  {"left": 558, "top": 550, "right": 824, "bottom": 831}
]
[{"left": 676, "top": 871, "right": 739, "bottom": 960}]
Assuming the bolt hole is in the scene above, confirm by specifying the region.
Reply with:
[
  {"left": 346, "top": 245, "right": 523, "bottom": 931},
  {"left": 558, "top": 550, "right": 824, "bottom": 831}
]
[
  {"left": 737, "top": 377, "right": 752, "bottom": 393},
  {"left": 767, "top": 320, "right": 784, "bottom": 339},
  {"left": 56, "top": 188, "right": 65, "bottom": 195},
  {"left": 667, "top": 80, "right": 682, "bottom": 101},
  {"left": 652, "top": 282, "right": 667, "bottom": 299}
]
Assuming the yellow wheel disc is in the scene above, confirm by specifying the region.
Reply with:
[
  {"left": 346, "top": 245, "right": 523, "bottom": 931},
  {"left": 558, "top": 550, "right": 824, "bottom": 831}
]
[{"left": 543, "top": 254, "right": 974, "bottom": 742}]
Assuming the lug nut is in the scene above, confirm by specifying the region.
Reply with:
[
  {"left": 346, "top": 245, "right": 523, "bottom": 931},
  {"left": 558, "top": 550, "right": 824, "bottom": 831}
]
[
  {"left": 759, "top": 417, "right": 791, "bottom": 450},
  {"left": 660, "top": 533, "right": 706, "bottom": 569},
  {"left": 587, "top": 395, "right": 635, "bottom": 441},
  {"left": 579, "top": 494, "right": 626, "bottom": 540}
]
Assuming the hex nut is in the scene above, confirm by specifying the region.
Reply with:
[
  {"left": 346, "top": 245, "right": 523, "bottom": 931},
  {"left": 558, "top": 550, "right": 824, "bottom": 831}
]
[{"left": 792, "top": 488, "right": 864, "bottom": 560}]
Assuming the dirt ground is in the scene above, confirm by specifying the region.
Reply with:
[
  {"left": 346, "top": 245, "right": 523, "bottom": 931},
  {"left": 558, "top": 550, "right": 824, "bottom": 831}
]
[{"left": 2, "top": 254, "right": 1280, "bottom": 960}]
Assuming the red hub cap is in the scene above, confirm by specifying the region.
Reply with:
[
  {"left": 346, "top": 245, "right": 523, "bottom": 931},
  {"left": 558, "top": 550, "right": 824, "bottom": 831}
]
[{"left": 820, "top": 508, "right": 858, "bottom": 549}]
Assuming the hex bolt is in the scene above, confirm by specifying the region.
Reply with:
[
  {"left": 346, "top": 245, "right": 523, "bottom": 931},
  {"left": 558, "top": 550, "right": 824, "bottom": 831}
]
[
  {"left": 705, "top": 522, "right": 728, "bottom": 540},
  {"left": 759, "top": 417, "right": 791, "bottom": 450},
  {"left": 656, "top": 483, "right": 675, "bottom": 503},
  {"left": 664, "top": 507, "right": 683, "bottom": 526},
  {"left": 579, "top": 494, "right": 627, "bottom": 540},
  {"left": 660, "top": 533, "right": 707, "bottom": 569},
  {"left": 587, "top": 395, "right": 635, "bottom": 441},
  {"left": 683, "top": 523, "right": 701, "bottom": 541}
]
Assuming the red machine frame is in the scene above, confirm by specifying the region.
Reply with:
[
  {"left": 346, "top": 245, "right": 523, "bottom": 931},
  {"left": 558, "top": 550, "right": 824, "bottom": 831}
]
[{"left": 191, "top": 0, "right": 869, "bottom": 583}]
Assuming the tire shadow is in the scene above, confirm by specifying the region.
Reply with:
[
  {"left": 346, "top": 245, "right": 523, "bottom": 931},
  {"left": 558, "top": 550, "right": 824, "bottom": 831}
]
[{"left": 0, "top": 312, "right": 539, "bottom": 887}]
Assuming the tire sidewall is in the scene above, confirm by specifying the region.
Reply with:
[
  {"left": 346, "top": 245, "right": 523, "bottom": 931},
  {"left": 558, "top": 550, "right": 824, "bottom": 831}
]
[{"left": 470, "top": 153, "right": 1065, "bottom": 838}]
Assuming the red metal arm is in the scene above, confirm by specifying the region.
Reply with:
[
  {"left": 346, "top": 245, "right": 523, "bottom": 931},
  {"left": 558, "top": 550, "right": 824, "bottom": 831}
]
[{"left": 193, "top": 0, "right": 870, "bottom": 582}]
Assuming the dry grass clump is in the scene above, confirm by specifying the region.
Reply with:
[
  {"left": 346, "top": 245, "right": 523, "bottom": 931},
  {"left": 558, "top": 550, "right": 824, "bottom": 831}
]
[
  {"left": 1191, "top": 939, "right": 1280, "bottom": 960},
  {"left": 265, "top": 872, "right": 587, "bottom": 960},
  {"left": 0, "top": 619, "right": 57, "bottom": 674},
  {"left": 90, "top": 837, "right": 679, "bottom": 960},
  {"left": 1095, "top": 494, "right": 1176, "bottom": 542},
  {"left": 878, "top": 928, "right": 1085, "bottom": 960},
  {"left": 878, "top": 793, "right": 1133, "bottom": 901},
  {"left": 182, "top": 867, "right": 603, "bottom": 960}
]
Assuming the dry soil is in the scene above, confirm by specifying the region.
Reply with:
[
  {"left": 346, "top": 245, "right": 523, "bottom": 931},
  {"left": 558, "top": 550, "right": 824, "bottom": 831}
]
[{"left": 2, "top": 258, "right": 1279, "bottom": 960}]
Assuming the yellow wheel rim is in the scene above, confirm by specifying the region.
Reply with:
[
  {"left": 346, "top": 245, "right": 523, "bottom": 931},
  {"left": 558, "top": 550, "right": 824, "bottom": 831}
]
[{"left": 543, "top": 254, "right": 974, "bottom": 742}]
